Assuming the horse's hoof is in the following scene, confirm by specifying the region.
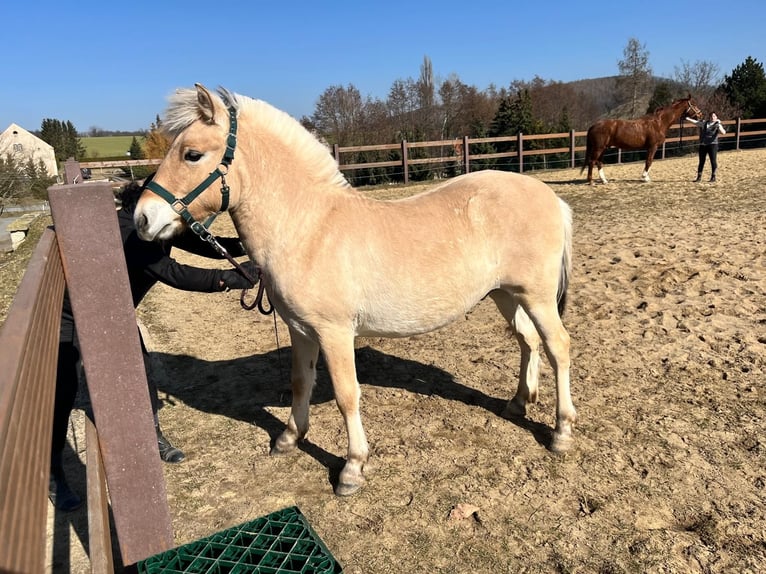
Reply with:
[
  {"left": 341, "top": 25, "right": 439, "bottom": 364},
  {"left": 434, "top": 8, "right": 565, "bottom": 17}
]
[
  {"left": 335, "top": 481, "right": 362, "bottom": 497},
  {"left": 502, "top": 399, "right": 526, "bottom": 420},
  {"left": 270, "top": 438, "right": 297, "bottom": 456},
  {"left": 549, "top": 433, "right": 574, "bottom": 454}
]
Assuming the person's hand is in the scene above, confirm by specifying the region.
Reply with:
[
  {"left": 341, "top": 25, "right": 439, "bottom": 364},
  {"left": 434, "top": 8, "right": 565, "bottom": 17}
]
[{"left": 219, "top": 261, "right": 259, "bottom": 290}]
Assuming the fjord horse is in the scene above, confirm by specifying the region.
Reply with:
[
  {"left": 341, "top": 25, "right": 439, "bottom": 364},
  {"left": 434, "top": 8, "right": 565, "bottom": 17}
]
[
  {"left": 582, "top": 95, "right": 701, "bottom": 184},
  {"left": 134, "top": 84, "right": 575, "bottom": 496}
]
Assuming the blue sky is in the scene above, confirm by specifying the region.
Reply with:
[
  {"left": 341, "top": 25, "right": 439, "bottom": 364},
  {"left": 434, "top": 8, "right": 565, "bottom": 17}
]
[{"left": 2, "top": 1, "right": 763, "bottom": 133}]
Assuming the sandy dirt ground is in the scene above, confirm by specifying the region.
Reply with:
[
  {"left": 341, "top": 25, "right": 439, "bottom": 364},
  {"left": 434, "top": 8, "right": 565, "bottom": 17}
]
[{"left": 45, "top": 149, "right": 765, "bottom": 573}]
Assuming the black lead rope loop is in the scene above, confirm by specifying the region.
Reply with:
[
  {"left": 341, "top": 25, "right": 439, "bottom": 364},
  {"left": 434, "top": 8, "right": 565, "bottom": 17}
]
[
  {"left": 240, "top": 277, "right": 274, "bottom": 315},
  {"left": 206, "top": 234, "right": 272, "bottom": 315}
]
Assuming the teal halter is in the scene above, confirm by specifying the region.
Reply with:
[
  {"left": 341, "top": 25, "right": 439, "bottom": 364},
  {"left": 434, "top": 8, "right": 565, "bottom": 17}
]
[
  {"left": 144, "top": 105, "right": 238, "bottom": 247},
  {"left": 142, "top": 103, "right": 273, "bottom": 315}
]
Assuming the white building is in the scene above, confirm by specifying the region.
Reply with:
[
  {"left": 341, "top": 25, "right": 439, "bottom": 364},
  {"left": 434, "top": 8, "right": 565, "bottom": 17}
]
[{"left": 0, "top": 123, "right": 58, "bottom": 178}]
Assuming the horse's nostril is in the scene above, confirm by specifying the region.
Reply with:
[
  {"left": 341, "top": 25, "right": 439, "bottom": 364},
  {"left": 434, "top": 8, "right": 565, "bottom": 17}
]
[{"left": 136, "top": 212, "right": 147, "bottom": 231}]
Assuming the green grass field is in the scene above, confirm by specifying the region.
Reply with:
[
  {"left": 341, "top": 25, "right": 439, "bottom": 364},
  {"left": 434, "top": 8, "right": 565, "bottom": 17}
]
[{"left": 81, "top": 136, "right": 145, "bottom": 159}]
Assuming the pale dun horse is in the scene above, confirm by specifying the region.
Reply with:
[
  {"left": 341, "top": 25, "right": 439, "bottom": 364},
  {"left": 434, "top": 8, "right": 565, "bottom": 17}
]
[{"left": 134, "top": 85, "right": 576, "bottom": 496}]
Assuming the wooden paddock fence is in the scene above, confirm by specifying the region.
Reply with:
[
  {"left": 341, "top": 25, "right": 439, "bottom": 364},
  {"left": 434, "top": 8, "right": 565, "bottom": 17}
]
[
  {"left": 76, "top": 118, "right": 766, "bottom": 185},
  {"left": 0, "top": 182, "right": 173, "bottom": 573}
]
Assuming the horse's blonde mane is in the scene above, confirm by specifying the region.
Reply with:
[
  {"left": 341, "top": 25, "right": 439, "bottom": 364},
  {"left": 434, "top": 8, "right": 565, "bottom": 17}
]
[{"left": 162, "top": 86, "right": 349, "bottom": 189}]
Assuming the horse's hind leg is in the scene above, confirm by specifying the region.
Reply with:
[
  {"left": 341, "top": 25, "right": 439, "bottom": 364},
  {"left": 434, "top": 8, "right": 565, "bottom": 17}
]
[
  {"left": 271, "top": 328, "right": 319, "bottom": 455},
  {"left": 489, "top": 291, "right": 541, "bottom": 419},
  {"left": 523, "top": 300, "right": 577, "bottom": 453}
]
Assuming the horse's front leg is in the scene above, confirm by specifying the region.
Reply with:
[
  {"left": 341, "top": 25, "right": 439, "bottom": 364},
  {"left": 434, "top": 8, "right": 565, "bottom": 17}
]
[
  {"left": 271, "top": 329, "right": 319, "bottom": 455},
  {"left": 642, "top": 147, "right": 656, "bottom": 181},
  {"left": 320, "top": 330, "right": 369, "bottom": 496}
]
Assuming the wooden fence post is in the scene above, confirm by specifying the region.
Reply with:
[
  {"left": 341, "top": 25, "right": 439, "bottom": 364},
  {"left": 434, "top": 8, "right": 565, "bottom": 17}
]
[
  {"left": 736, "top": 117, "right": 741, "bottom": 150},
  {"left": 401, "top": 140, "right": 409, "bottom": 184},
  {"left": 48, "top": 183, "right": 174, "bottom": 565},
  {"left": 570, "top": 129, "right": 576, "bottom": 168},
  {"left": 463, "top": 135, "right": 470, "bottom": 174},
  {"left": 517, "top": 133, "right": 524, "bottom": 173}
]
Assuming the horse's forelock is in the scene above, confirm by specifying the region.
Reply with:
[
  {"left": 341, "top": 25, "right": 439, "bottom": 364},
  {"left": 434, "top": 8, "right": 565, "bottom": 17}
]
[
  {"left": 162, "top": 86, "right": 241, "bottom": 136},
  {"left": 162, "top": 88, "right": 204, "bottom": 136}
]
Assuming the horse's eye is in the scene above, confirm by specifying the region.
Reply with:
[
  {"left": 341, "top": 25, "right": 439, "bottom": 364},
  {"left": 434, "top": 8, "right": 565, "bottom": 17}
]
[{"left": 184, "top": 150, "right": 203, "bottom": 162}]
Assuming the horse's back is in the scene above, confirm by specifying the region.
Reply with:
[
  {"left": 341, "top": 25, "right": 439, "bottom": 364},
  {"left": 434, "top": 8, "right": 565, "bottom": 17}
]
[{"left": 431, "top": 169, "right": 559, "bottom": 205}]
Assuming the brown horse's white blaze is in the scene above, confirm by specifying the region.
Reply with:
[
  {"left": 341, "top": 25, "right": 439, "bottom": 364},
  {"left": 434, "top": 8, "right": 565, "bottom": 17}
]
[
  {"left": 581, "top": 95, "right": 702, "bottom": 185},
  {"left": 134, "top": 84, "right": 576, "bottom": 496}
]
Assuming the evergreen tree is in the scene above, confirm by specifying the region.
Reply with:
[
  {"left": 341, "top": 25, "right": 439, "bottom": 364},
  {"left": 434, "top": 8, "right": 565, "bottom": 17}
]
[
  {"left": 25, "top": 159, "right": 56, "bottom": 199},
  {"left": 0, "top": 155, "right": 22, "bottom": 205},
  {"left": 129, "top": 136, "right": 145, "bottom": 160},
  {"left": 617, "top": 38, "right": 653, "bottom": 117},
  {"left": 721, "top": 56, "right": 766, "bottom": 118},
  {"left": 646, "top": 82, "right": 674, "bottom": 113},
  {"left": 39, "top": 118, "right": 85, "bottom": 162}
]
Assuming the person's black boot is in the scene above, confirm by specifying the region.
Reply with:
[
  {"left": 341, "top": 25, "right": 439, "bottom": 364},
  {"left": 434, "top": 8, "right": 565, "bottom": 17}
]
[
  {"left": 49, "top": 452, "right": 83, "bottom": 512},
  {"left": 157, "top": 427, "right": 185, "bottom": 463},
  {"left": 693, "top": 173, "right": 702, "bottom": 182},
  {"left": 709, "top": 173, "right": 716, "bottom": 182}
]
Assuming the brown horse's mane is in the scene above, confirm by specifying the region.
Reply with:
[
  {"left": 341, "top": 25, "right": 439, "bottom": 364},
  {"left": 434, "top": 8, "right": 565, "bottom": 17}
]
[{"left": 632, "top": 96, "right": 692, "bottom": 122}]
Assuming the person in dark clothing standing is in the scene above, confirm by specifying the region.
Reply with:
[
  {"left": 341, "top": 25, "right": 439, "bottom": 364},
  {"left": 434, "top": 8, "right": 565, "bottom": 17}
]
[
  {"left": 686, "top": 111, "right": 726, "bottom": 182},
  {"left": 50, "top": 177, "right": 257, "bottom": 511}
]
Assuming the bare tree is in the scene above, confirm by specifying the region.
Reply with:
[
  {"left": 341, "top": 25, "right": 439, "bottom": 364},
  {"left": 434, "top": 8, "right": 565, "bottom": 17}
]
[
  {"left": 311, "top": 84, "right": 365, "bottom": 145},
  {"left": 617, "top": 38, "right": 653, "bottom": 117},
  {"left": 674, "top": 59, "right": 721, "bottom": 102},
  {"left": 416, "top": 55, "right": 439, "bottom": 139}
]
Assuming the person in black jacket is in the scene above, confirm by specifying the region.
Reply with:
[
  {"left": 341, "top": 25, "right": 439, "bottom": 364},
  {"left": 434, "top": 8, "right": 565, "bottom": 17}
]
[
  {"left": 49, "top": 177, "right": 257, "bottom": 511},
  {"left": 686, "top": 111, "right": 727, "bottom": 182}
]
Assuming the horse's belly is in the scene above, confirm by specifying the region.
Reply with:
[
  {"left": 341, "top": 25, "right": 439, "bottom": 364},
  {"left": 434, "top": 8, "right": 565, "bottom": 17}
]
[{"left": 354, "top": 292, "right": 485, "bottom": 338}]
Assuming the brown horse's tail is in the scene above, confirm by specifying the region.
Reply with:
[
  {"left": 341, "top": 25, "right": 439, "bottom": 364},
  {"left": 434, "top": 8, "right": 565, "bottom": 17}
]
[{"left": 556, "top": 197, "right": 573, "bottom": 317}]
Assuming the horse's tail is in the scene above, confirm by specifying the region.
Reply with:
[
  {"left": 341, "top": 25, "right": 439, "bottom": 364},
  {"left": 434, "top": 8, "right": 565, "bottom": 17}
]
[{"left": 556, "top": 197, "right": 573, "bottom": 317}]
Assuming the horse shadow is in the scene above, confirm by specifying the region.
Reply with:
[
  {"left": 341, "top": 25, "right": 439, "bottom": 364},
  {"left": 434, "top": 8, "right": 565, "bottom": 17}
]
[{"left": 151, "top": 345, "right": 554, "bottom": 471}]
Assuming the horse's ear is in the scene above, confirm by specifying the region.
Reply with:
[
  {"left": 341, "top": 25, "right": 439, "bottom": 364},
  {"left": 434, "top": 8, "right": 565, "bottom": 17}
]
[{"left": 194, "top": 83, "right": 216, "bottom": 123}]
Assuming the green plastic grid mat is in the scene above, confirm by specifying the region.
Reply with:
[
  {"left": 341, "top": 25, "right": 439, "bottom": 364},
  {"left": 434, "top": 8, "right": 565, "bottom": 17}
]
[{"left": 137, "top": 506, "right": 342, "bottom": 574}]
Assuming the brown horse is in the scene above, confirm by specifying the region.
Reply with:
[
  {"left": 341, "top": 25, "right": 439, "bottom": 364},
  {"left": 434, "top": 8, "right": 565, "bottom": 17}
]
[
  {"left": 134, "top": 84, "right": 575, "bottom": 497},
  {"left": 582, "top": 95, "right": 701, "bottom": 185}
]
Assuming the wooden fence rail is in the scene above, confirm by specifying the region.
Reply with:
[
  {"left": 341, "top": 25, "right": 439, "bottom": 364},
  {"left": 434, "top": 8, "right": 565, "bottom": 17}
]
[
  {"left": 76, "top": 117, "right": 766, "bottom": 186},
  {"left": 0, "top": 183, "right": 173, "bottom": 573},
  {"left": 331, "top": 117, "right": 766, "bottom": 183}
]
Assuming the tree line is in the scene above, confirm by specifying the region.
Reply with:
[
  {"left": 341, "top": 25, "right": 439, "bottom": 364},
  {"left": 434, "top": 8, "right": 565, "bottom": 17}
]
[
  {"left": 3, "top": 40, "right": 766, "bottom": 204},
  {"left": 301, "top": 47, "right": 766, "bottom": 184}
]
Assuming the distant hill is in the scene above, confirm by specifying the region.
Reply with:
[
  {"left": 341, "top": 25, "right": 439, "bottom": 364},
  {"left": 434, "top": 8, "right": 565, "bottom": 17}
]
[{"left": 567, "top": 75, "right": 691, "bottom": 121}]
